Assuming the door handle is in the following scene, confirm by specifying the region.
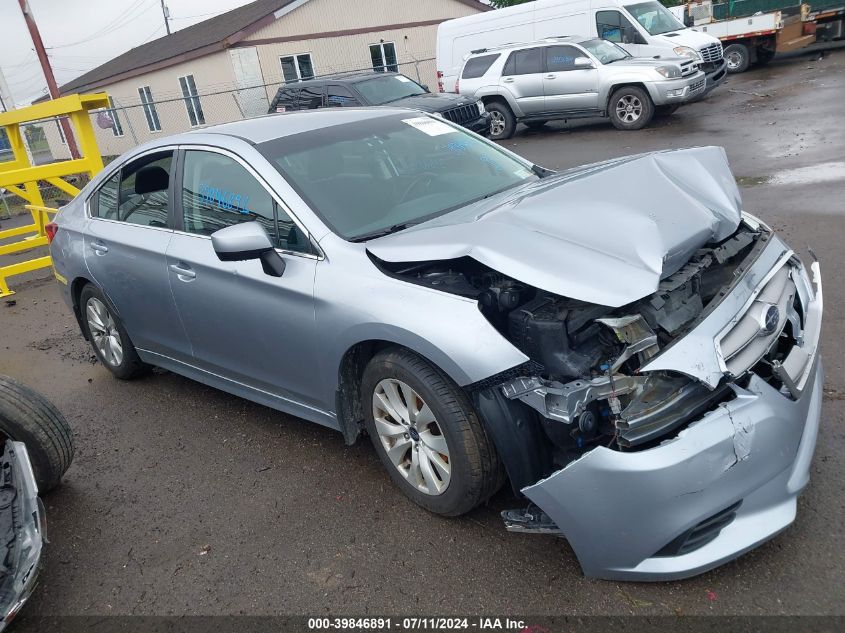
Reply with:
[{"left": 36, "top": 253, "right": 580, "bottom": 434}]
[
  {"left": 502, "top": 77, "right": 514, "bottom": 83},
  {"left": 169, "top": 263, "right": 196, "bottom": 281},
  {"left": 545, "top": 74, "right": 557, "bottom": 79},
  {"left": 89, "top": 242, "right": 108, "bottom": 254}
]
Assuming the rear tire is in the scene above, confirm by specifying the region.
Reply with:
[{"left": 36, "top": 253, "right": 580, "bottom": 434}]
[
  {"left": 362, "top": 348, "right": 503, "bottom": 516},
  {"left": 79, "top": 284, "right": 150, "bottom": 380},
  {"left": 724, "top": 43, "right": 751, "bottom": 73},
  {"left": 608, "top": 86, "right": 654, "bottom": 130},
  {"left": 486, "top": 101, "right": 516, "bottom": 140},
  {"left": 0, "top": 375, "right": 74, "bottom": 492}
]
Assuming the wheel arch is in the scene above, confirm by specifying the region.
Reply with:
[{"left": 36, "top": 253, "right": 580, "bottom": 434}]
[{"left": 605, "top": 82, "right": 651, "bottom": 113}]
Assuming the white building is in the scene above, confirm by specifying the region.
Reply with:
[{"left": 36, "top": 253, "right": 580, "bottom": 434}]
[{"left": 43, "top": 0, "right": 488, "bottom": 158}]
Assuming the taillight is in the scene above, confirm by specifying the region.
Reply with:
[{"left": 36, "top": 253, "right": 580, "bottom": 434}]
[
  {"left": 45, "top": 222, "right": 58, "bottom": 243},
  {"left": 436, "top": 70, "right": 444, "bottom": 93}
]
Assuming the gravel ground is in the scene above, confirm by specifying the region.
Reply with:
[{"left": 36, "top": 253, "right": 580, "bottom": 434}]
[{"left": 1, "top": 46, "right": 844, "bottom": 620}]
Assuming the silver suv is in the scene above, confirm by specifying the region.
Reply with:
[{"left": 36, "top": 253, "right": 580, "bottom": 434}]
[{"left": 459, "top": 36, "right": 706, "bottom": 139}]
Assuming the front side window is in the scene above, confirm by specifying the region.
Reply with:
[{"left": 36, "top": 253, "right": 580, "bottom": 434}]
[
  {"left": 179, "top": 75, "right": 205, "bottom": 127},
  {"left": 138, "top": 86, "right": 162, "bottom": 133},
  {"left": 258, "top": 114, "right": 536, "bottom": 241},
  {"left": 106, "top": 97, "right": 124, "bottom": 137},
  {"left": 626, "top": 2, "right": 685, "bottom": 36},
  {"left": 502, "top": 48, "right": 543, "bottom": 76},
  {"left": 596, "top": 10, "right": 642, "bottom": 44},
  {"left": 369, "top": 42, "right": 398, "bottom": 72},
  {"left": 93, "top": 171, "right": 120, "bottom": 220},
  {"left": 180, "top": 151, "right": 310, "bottom": 253},
  {"left": 280, "top": 53, "right": 315, "bottom": 82},
  {"left": 462, "top": 54, "right": 500, "bottom": 79},
  {"left": 116, "top": 152, "right": 173, "bottom": 228},
  {"left": 325, "top": 85, "right": 360, "bottom": 107},
  {"left": 545, "top": 45, "right": 585, "bottom": 72},
  {"left": 353, "top": 75, "right": 426, "bottom": 105}
]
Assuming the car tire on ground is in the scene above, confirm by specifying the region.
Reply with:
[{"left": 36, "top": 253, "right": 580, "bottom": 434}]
[
  {"left": 524, "top": 120, "right": 549, "bottom": 130},
  {"left": 79, "top": 284, "right": 150, "bottom": 380},
  {"left": 725, "top": 43, "right": 751, "bottom": 73},
  {"left": 361, "top": 347, "right": 503, "bottom": 517},
  {"left": 485, "top": 101, "right": 516, "bottom": 140},
  {"left": 608, "top": 86, "right": 655, "bottom": 130},
  {"left": 655, "top": 104, "right": 680, "bottom": 117},
  {"left": 0, "top": 375, "right": 74, "bottom": 492}
]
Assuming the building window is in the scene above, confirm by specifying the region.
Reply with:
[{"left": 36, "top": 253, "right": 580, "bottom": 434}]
[
  {"left": 178, "top": 74, "right": 205, "bottom": 127},
  {"left": 280, "top": 54, "right": 314, "bottom": 83},
  {"left": 369, "top": 42, "right": 397, "bottom": 72},
  {"left": 138, "top": 86, "right": 162, "bottom": 133},
  {"left": 106, "top": 97, "right": 124, "bottom": 137}
]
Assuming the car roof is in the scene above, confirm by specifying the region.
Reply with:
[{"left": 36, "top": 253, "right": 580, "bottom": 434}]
[
  {"left": 468, "top": 36, "right": 590, "bottom": 56},
  {"left": 187, "top": 107, "right": 416, "bottom": 144},
  {"left": 277, "top": 71, "right": 404, "bottom": 88}
]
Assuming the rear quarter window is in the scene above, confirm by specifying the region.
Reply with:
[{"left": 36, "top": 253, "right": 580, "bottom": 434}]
[{"left": 462, "top": 54, "right": 500, "bottom": 79}]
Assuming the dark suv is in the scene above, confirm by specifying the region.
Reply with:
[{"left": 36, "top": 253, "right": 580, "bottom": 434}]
[{"left": 268, "top": 72, "right": 491, "bottom": 136}]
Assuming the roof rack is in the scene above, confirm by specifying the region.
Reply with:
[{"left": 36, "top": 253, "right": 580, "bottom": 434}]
[{"left": 466, "top": 35, "right": 580, "bottom": 56}]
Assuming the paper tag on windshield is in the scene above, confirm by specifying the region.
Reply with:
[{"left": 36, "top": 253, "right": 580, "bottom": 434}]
[
  {"left": 396, "top": 75, "right": 411, "bottom": 83},
  {"left": 403, "top": 117, "right": 455, "bottom": 136}
]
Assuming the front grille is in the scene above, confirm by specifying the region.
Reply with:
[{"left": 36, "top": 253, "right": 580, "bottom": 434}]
[
  {"left": 718, "top": 263, "right": 796, "bottom": 377},
  {"left": 699, "top": 42, "right": 724, "bottom": 64},
  {"left": 680, "top": 60, "right": 697, "bottom": 77},
  {"left": 441, "top": 104, "right": 479, "bottom": 125},
  {"left": 689, "top": 78, "right": 705, "bottom": 93},
  {"left": 656, "top": 501, "right": 742, "bottom": 557}
]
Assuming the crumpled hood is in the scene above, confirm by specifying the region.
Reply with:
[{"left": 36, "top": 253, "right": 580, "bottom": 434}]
[{"left": 367, "top": 146, "right": 741, "bottom": 307}]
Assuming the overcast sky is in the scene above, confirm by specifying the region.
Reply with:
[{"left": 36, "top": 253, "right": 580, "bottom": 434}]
[{"left": 0, "top": 0, "right": 258, "bottom": 106}]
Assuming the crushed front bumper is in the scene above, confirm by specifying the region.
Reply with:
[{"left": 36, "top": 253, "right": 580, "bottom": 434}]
[
  {"left": 521, "top": 256, "right": 823, "bottom": 581},
  {"left": 648, "top": 71, "right": 707, "bottom": 105}
]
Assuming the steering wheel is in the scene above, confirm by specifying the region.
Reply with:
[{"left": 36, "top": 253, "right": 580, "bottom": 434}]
[{"left": 399, "top": 172, "right": 438, "bottom": 204}]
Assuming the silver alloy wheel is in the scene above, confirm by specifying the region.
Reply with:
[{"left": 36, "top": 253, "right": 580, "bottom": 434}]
[
  {"left": 615, "top": 94, "right": 643, "bottom": 123},
  {"left": 725, "top": 50, "right": 744, "bottom": 71},
  {"left": 372, "top": 378, "right": 451, "bottom": 496},
  {"left": 85, "top": 297, "right": 123, "bottom": 367},
  {"left": 489, "top": 110, "right": 506, "bottom": 137}
]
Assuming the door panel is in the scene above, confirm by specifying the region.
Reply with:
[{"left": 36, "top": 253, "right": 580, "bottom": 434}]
[
  {"left": 543, "top": 45, "right": 600, "bottom": 112},
  {"left": 166, "top": 233, "right": 321, "bottom": 407},
  {"left": 500, "top": 48, "right": 545, "bottom": 114}
]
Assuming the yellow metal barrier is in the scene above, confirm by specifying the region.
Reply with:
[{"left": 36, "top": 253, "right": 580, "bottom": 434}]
[{"left": 0, "top": 93, "right": 109, "bottom": 297}]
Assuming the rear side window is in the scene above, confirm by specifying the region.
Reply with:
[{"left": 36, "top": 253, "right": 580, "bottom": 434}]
[
  {"left": 502, "top": 48, "right": 542, "bottom": 76},
  {"left": 325, "top": 85, "right": 360, "bottom": 107},
  {"left": 94, "top": 172, "right": 120, "bottom": 220},
  {"left": 273, "top": 88, "right": 299, "bottom": 112},
  {"left": 116, "top": 152, "right": 173, "bottom": 228},
  {"left": 462, "top": 54, "right": 499, "bottom": 79},
  {"left": 299, "top": 85, "right": 324, "bottom": 110}
]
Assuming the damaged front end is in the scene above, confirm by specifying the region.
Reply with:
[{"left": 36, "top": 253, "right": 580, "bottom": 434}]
[{"left": 375, "top": 215, "right": 823, "bottom": 580}]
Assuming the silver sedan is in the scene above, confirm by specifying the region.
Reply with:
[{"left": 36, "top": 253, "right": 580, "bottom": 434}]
[{"left": 49, "top": 108, "right": 822, "bottom": 580}]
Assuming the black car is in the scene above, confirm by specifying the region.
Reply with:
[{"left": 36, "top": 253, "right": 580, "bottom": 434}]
[{"left": 268, "top": 72, "right": 491, "bottom": 136}]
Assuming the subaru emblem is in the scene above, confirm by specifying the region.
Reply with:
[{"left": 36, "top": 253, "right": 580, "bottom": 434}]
[{"left": 759, "top": 305, "right": 780, "bottom": 336}]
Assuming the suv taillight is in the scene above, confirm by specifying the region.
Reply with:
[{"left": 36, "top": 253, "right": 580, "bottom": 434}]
[
  {"left": 45, "top": 222, "right": 58, "bottom": 243},
  {"left": 436, "top": 70, "right": 444, "bottom": 93}
]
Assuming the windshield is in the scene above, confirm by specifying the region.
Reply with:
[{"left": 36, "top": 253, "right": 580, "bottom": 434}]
[
  {"left": 579, "top": 38, "right": 630, "bottom": 64},
  {"left": 258, "top": 114, "right": 535, "bottom": 241},
  {"left": 353, "top": 75, "right": 427, "bottom": 105},
  {"left": 626, "top": 2, "right": 685, "bottom": 35}
]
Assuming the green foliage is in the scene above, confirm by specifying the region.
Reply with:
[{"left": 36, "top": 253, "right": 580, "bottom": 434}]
[{"left": 488, "top": 0, "right": 536, "bottom": 8}]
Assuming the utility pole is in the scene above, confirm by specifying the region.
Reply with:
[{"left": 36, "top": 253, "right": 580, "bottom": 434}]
[
  {"left": 160, "top": 0, "right": 171, "bottom": 35},
  {"left": 17, "top": 0, "right": 80, "bottom": 158}
]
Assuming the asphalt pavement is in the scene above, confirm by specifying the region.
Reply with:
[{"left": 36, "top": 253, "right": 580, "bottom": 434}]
[{"left": 1, "top": 47, "right": 844, "bottom": 619}]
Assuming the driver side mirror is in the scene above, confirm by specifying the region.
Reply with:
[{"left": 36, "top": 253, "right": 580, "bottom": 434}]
[
  {"left": 574, "top": 57, "right": 595, "bottom": 68},
  {"left": 211, "top": 222, "right": 286, "bottom": 277}
]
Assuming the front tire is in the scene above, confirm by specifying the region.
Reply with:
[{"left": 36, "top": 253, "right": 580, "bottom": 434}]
[
  {"left": 0, "top": 375, "right": 74, "bottom": 492},
  {"left": 362, "top": 348, "right": 503, "bottom": 516},
  {"left": 485, "top": 101, "right": 516, "bottom": 140},
  {"left": 608, "top": 86, "right": 654, "bottom": 130},
  {"left": 79, "top": 284, "right": 149, "bottom": 380},
  {"left": 724, "top": 43, "right": 751, "bottom": 73}
]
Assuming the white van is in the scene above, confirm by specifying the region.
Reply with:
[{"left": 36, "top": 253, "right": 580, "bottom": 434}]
[{"left": 437, "top": 0, "right": 727, "bottom": 93}]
